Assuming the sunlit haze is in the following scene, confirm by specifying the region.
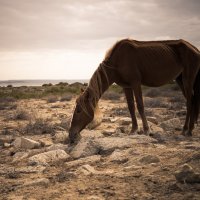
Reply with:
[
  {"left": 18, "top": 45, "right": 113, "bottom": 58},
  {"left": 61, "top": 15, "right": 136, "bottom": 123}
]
[{"left": 0, "top": 0, "right": 199, "bottom": 80}]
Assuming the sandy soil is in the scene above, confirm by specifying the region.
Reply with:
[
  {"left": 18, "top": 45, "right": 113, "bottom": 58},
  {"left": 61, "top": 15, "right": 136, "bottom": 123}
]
[{"left": 0, "top": 93, "right": 200, "bottom": 200}]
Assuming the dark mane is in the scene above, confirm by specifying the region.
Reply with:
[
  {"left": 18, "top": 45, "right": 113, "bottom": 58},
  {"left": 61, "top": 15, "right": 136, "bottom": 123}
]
[{"left": 77, "top": 63, "right": 109, "bottom": 117}]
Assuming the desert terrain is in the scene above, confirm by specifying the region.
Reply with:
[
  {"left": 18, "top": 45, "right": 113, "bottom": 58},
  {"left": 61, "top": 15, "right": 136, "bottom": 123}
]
[{"left": 0, "top": 83, "right": 200, "bottom": 200}]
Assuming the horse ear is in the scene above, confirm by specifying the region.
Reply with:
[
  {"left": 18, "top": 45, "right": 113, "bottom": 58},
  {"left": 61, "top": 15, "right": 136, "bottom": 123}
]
[{"left": 80, "top": 88, "right": 84, "bottom": 93}]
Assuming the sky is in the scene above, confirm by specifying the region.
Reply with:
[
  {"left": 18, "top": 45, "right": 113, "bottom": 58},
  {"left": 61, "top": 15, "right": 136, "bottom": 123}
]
[{"left": 0, "top": 0, "right": 200, "bottom": 80}]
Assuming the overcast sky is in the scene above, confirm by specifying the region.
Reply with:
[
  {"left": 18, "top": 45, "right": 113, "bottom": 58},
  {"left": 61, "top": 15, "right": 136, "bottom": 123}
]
[{"left": 0, "top": 0, "right": 200, "bottom": 80}]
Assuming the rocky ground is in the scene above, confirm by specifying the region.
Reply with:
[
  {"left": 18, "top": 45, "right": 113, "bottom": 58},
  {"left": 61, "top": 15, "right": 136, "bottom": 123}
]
[{"left": 0, "top": 89, "right": 200, "bottom": 200}]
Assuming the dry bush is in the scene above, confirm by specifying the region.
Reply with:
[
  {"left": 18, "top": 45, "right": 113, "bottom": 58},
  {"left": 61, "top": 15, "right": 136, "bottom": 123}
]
[
  {"left": 60, "top": 94, "right": 73, "bottom": 102},
  {"left": 144, "top": 98, "right": 169, "bottom": 108},
  {"left": 144, "top": 88, "right": 160, "bottom": 97},
  {"left": 47, "top": 96, "right": 59, "bottom": 103},
  {"left": 111, "top": 107, "right": 129, "bottom": 116},
  {"left": 0, "top": 97, "right": 17, "bottom": 110},
  {"left": 24, "top": 118, "right": 55, "bottom": 135},
  {"left": 57, "top": 119, "right": 71, "bottom": 131},
  {"left": 7, "top": 109, "right": 31, "bottom": 120},
  {"left": 102, "top": 91, "right": 121, "bottom": 100}
]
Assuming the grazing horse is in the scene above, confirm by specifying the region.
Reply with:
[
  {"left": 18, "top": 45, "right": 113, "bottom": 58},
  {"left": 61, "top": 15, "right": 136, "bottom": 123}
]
[{"left": 69, "top": 39, "right": 200, "bottom": 143}]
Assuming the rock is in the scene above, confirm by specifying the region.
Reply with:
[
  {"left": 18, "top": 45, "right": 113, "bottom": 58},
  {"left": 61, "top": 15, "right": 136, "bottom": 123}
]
[
  {"left": 81, "top": 130, "right": 103, "bottom": 139},
  {"left": 95, "top": 137, "right": 134, "bottom": 154},
  {"left": 65, "top": 155, "right": 101, "bottom": 168},
  {"left": 53, "top": 131, "right": 68, "bottom": 143},
  {"left": 12, "top": 137, "right": 41, "bottom": 149},
  {"left": 87, "top": 196, "right": 104, "bottom": 200},
  {"left": 78, "top": 164, "right": 114, "bottom": 176},
  {"left": 39, "top": 138, "right": 53, "bottom": 147},
  {"left": 123, "top": 165, "right": 142, "bottom": 172},
  {"left": 160, "top": 118, "right": 181, "bottom": 131},
  {"left": 101, "top": 128, "right": 116, "bottom": 136},
  {"left": 70, "top": 139, "right": 99, "bottom": 159},
  {"left": 108, "top": 149, "right": 129, "bottom": 164},
  {"left": 150, "top": 132, "right": 168, "bottom": 143},
  {"left": 12, "top": 152, "right": 29, "bottom": 162},
  {"left": 23, "top": 178, "right": 50, "bottom": 187},
  {"left": 0, "top": 135, "right": 14, "bottom": 144},
  {"left": 175, "top": 164, "right": 200, "bottom": 183},
  {"left": 139, "top": 155, "right": 160, "bottom": 164},
  {"left": 118, "top": 117, "right": 132, "bottom": 125},
  {"left": 16, "top": 166, "right": 46, "bottom": 174},
  {"left": 28, "top": 150, "right": 70, "bottom": 165},
  {"left": 4, "top": 142, "right": 11, "bottom": 148},
  {"left": 129, "top": 135, "right": 158, "bottom": 144},
  {"left": 147, "top": 116, "right": 158, "bottom": 125},
  {"left": 46, "top": 143, "right": 68, "bottom": 152}
]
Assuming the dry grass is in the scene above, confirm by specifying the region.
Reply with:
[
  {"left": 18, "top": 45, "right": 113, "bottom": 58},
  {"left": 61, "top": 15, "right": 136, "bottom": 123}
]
[
  {"left": 24, "top": 118, "right": 55, "bottom": 135},
  {"left": 60, "top": 94, "right": 73, "bottom": 102},
  {"left": 7, "top": 109, "right": 31, "bottom": 120},
  {"left": 144, "top": 97, "right": 169, "bottom": 108},
  {"left": 102, "top": 91, "right": 122, "bottom": 101},
  {"left": 47, "top": 96, "right": 59, "bottom": 103}
]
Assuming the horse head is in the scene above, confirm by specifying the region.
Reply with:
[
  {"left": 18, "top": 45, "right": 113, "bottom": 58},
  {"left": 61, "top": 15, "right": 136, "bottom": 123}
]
[{"left": 69, "top": 89, "right": 95, "bottom": 143}]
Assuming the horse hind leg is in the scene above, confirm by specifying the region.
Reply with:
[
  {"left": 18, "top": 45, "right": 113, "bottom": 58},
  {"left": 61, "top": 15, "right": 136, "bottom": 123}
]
[
  {"left": 182, "top": 68, "right": 198, "bottom": 136},
  {"left": 124, "top": 88, "right": 138, "bottom": 134},
  {"left": 133, "top": 84, "right": 150, "bottom": 135}
]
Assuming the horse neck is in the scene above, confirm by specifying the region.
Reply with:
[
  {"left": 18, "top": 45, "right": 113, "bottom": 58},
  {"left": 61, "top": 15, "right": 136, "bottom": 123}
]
[{"left": 87, "top": 64, "right": 114, "bottom": 107}]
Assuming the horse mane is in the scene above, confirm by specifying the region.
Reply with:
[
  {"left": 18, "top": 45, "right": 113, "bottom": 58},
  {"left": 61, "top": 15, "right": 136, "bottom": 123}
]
[{"left": 77, "top": 63, "right": 109, "bottom": 117}]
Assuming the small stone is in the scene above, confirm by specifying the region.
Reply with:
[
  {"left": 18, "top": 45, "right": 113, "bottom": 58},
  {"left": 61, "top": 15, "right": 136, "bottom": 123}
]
[
  {"left": 23, "top": 178, "right": 50, "bottom": 187},
  {"left": 78, "top": 164, "right": 113, "bottom": 176},
  {"left": 4, "top": 142, "right": 11, "bottom": 148},
  {"left": 87, "top": 196, "right": 104, "bottom": 200},
  {"left": 12, "top": 152, "right": 29, "bottom": 162},
  {"left": 53, "top": 131, "right": 68, "bottom": 143},
  {"left": 17, "top": 166, "right": 46, "bottom": 174},
  {"left": 118, "top": 117, "right": 132, "bottom": 125},
  {"left": 65, "top": 155, "right": 101, "bottom": 168},
  {"left": 95, "top": 137, "right": 135, "bottom": 154},
  {"left": 147, "top": 116, "right": 158, "bottom": 125},
  {"left": 139, "top": 155, "right": 160, "bottom": 164},
  {"left": 70, "top": 139, "right": 99, "bottom": 159},
  {"left": 175, "top": 164, "right": 200, "bottom": 183},
  {"left": 108, "top": 150, "right": 129, "bottom": 164},
  {"left": 160, "top": 118, "right": 181, "bottom": 131},
  {"left": 12, "top": 137, "right": 41, "bottom": 149},
  {"left": 46, "top": 143, "right": 68, "bottom": 152},
  {"left": 28, "top": 150, "right": 70, "bottom": 165},
  {"left": 39, "top": 138, "right": 53, "bottom": 147}
]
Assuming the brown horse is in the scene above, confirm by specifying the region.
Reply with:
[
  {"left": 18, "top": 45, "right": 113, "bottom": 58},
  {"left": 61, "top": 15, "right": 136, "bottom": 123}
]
[{"left": 69, "top": 39, "right": 200, "bottom": 143}]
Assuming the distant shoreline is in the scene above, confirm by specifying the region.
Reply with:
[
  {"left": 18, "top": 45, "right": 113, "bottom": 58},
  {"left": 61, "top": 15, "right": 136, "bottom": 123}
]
[{"left": 0, "top": 79, "right": 89, "bottom": 87}]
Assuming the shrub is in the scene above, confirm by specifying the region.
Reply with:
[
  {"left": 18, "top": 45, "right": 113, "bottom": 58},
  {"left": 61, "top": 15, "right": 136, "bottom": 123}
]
[
  {"left": 60, "top": 94, "right": 73, "bottom": 102},
  {"left": 11, "top": 109, "right": 30, "bottom": 120},
  {"left": 24, "top": 118, "right": 55, "bottom": 135},
  {"left": 144, "top": 97, "right": 169, "bottom": 108},
  {"left": 47, "top": 96, "right": 58, "bottom": 103},
  {"left": 102, "top": 91, "right": 121, "bottom": 100}
]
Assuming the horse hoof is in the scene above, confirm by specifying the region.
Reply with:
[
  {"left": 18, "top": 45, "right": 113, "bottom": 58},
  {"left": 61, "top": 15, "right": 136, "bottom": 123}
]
[
  {"left": 129, "top": 130, "right": 139, "bottom": 135},
  {"left": 182, "top": 130, "right": 192, "bottom": 137}
]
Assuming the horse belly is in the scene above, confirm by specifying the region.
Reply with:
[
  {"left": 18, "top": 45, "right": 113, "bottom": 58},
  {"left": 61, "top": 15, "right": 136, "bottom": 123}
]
[{"left": 140, "top": 59, "right": 182, "bottom": 87}]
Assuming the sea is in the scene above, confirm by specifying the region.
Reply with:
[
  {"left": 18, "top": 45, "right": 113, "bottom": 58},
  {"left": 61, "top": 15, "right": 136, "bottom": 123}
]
[{"left": 0, "top": 79, "right": 89, "bottom": 87}]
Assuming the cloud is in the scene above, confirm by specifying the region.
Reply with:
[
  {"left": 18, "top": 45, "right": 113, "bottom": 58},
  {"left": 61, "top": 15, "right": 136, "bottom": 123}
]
[{"left": 0, "top": 0, "right": 199, "bottom": 51}]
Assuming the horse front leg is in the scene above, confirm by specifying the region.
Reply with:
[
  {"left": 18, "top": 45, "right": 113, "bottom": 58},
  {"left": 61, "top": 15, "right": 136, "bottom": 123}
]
[
  {"left": 133, "top": 84, "right": 150, "bottom": 135},
  {"left": 124, "top": 88, "right": 138, "bottom": 134}
]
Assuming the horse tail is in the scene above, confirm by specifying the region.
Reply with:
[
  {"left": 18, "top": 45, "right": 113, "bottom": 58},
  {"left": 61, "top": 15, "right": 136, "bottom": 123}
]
[{"left": 192, "top": 69, "right": 200, "bottom": 123}]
